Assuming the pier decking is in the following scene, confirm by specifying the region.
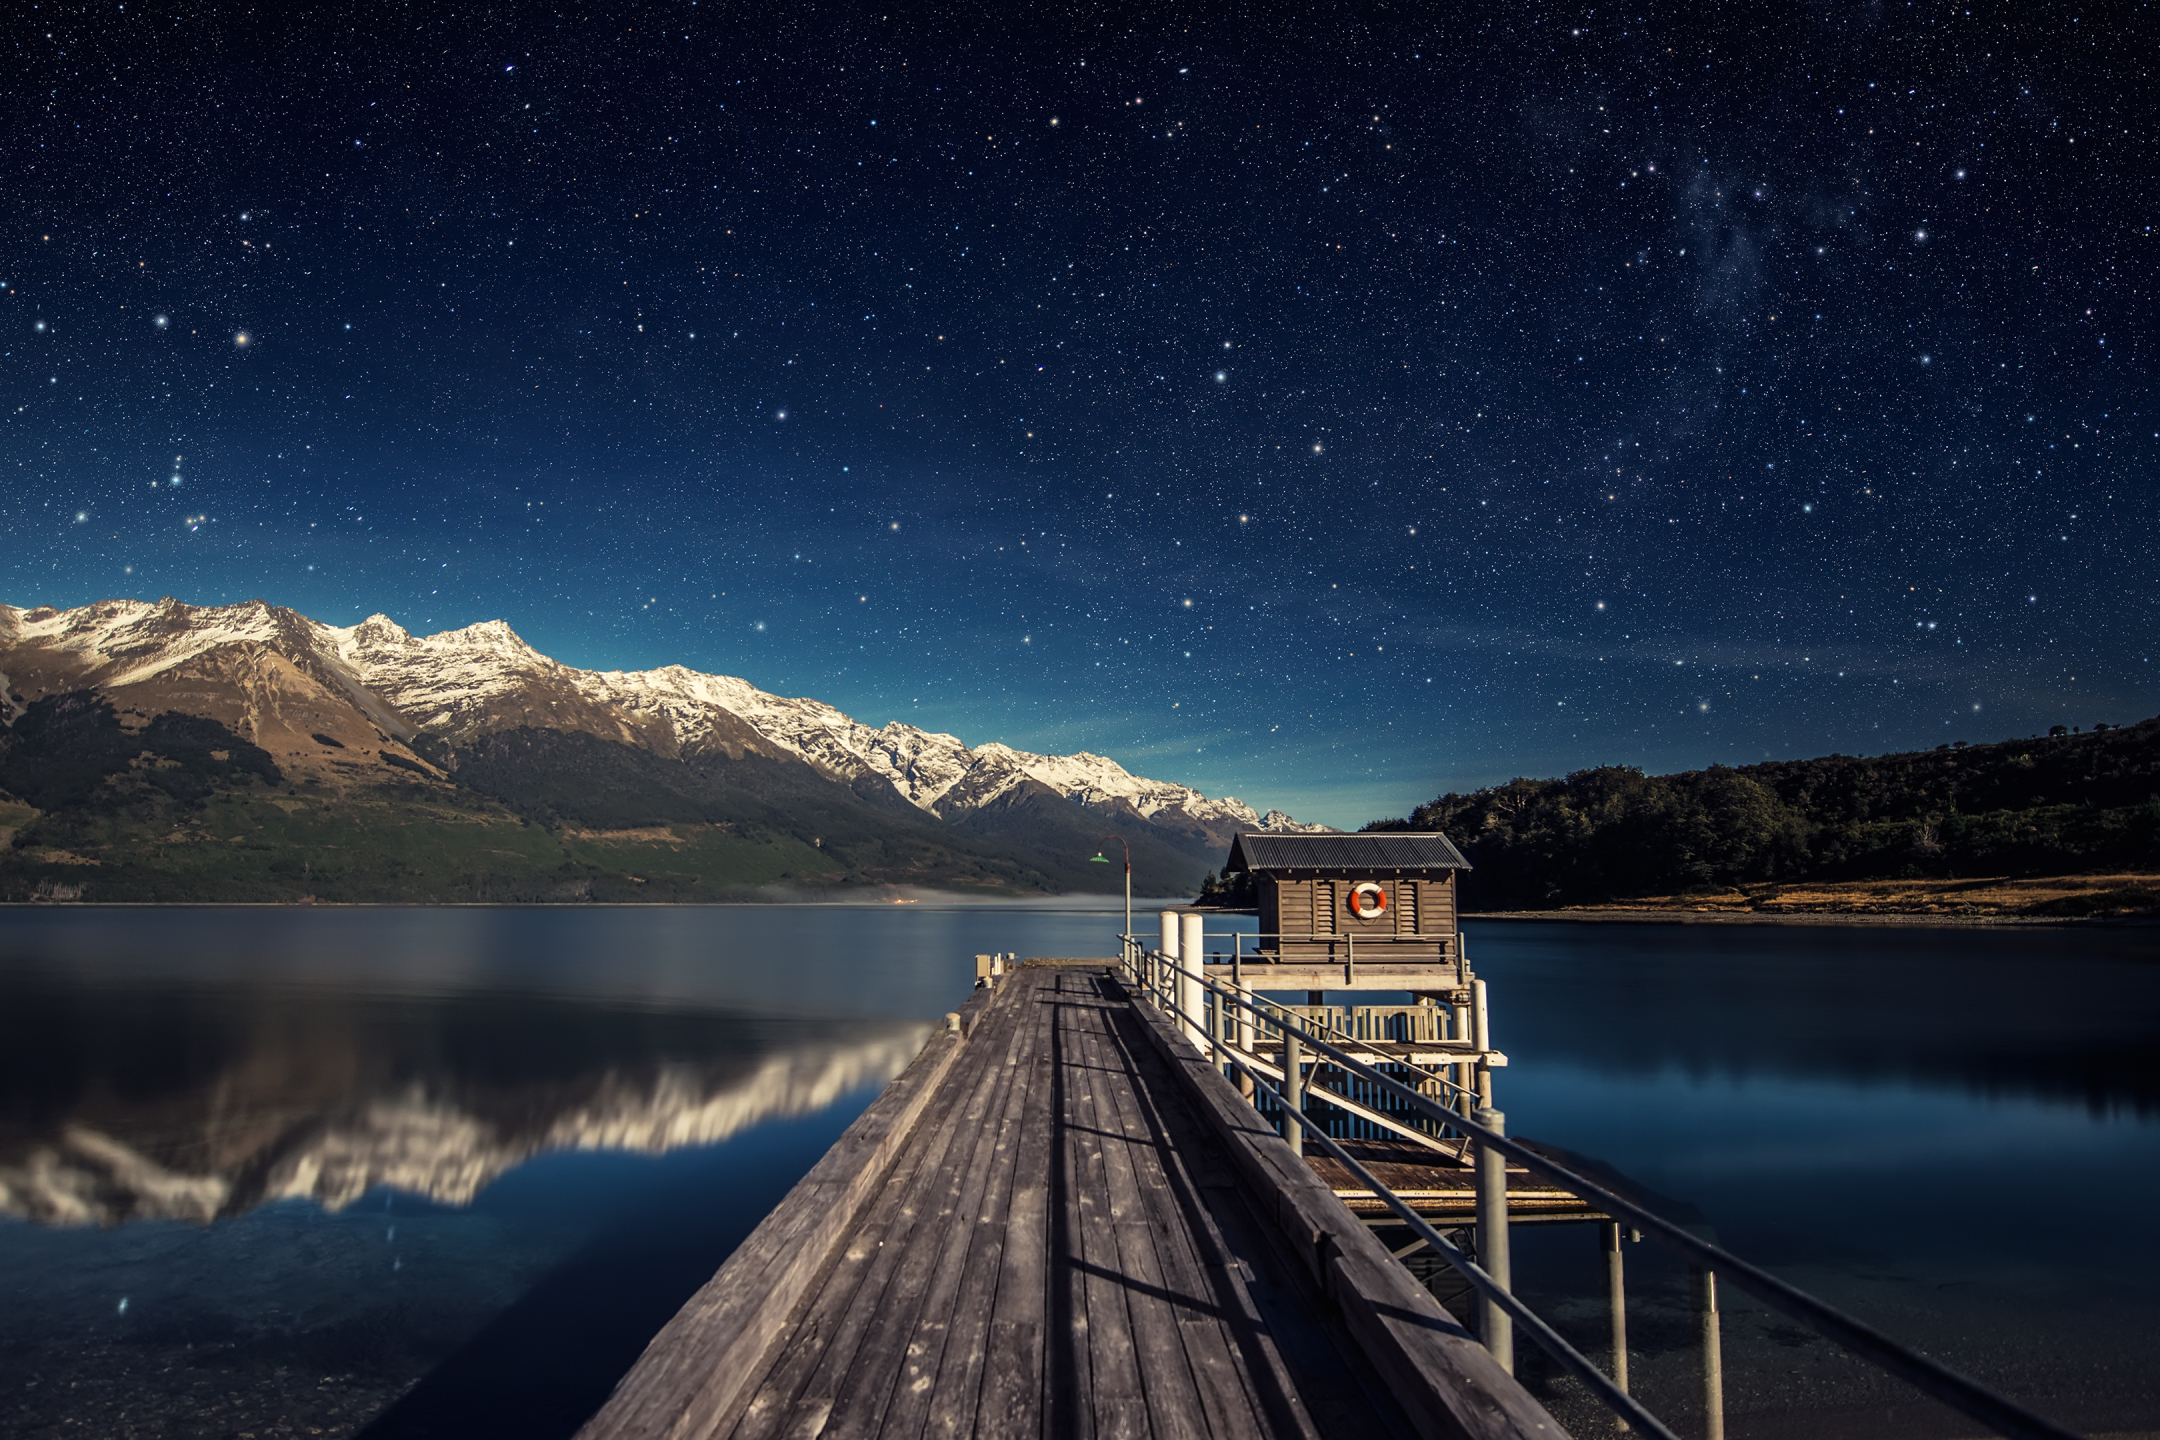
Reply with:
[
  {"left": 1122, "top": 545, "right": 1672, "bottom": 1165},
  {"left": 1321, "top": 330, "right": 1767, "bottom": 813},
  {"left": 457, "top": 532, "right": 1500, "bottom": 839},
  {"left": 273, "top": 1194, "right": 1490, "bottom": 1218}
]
[{"left": 579, "top": 964, "right": 1561, "bottom": 1440}]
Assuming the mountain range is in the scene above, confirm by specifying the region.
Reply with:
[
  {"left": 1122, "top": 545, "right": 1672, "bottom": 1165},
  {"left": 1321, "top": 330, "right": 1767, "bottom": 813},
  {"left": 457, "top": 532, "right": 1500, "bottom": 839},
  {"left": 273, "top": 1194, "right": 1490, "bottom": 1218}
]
[{"left": 0, "top": 597, "right": 1325, "bottom": 902}]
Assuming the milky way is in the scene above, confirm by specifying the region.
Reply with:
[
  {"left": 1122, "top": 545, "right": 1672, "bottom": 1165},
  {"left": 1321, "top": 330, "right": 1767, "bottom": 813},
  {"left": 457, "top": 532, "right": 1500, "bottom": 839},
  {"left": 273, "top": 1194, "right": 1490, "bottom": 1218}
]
[{"left": 3, "top": 1, "right": 2152, "bottom": 825}]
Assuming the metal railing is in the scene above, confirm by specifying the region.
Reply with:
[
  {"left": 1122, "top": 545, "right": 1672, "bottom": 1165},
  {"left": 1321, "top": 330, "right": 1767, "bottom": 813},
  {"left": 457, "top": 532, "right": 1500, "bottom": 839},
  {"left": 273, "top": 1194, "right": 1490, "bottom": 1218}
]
[
  {"left": 1115, "top": 934, "right": 2085, "bottom": 1440},
  {"left": 1205, "top": 929, "right": 1463, "bottom": 987}
]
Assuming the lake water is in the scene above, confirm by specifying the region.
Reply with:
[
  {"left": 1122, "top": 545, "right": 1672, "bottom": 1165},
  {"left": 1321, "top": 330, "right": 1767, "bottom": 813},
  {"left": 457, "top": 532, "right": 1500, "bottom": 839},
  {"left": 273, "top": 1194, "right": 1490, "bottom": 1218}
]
[{"left": 0, "top": 907, "right": 2153, "bottom": 1439}]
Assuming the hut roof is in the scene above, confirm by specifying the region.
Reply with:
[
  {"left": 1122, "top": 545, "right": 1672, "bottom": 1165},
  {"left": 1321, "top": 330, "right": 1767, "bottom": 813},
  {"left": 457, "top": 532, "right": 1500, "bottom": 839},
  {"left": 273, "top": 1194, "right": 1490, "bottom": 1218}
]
[{"left": 1226, "top": 832, "right": 1471, "bottom": 872}]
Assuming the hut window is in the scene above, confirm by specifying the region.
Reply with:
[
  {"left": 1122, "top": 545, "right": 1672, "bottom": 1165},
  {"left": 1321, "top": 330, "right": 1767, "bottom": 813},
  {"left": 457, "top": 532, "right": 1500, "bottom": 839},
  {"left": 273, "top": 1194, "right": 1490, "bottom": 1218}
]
[
  {"left": 1313, "top": 881, "right": 1335, "bottom": 934},
  {"left": 1397, "top": 880, "right": 1419, "bottom": 935}
]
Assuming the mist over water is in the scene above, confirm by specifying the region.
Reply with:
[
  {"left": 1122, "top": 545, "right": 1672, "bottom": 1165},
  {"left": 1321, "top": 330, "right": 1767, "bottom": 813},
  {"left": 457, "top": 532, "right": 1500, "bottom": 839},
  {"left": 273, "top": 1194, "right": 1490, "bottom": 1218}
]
[{"left": 0, "top": 906, "right": 2152, "bottom": 1438}]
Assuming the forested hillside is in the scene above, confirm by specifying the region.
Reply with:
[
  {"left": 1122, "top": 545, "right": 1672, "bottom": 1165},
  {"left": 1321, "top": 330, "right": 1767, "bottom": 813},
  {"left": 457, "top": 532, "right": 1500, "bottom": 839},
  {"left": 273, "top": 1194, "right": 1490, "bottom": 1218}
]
[{"left": 1371, "top": 717, "right": 2160, "bottom": 910}]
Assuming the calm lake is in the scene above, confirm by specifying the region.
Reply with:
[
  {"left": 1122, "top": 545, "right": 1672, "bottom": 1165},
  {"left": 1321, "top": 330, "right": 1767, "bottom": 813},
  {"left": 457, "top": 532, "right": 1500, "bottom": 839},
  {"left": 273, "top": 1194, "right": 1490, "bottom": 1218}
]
[{"left": 0, "top": 906, "right": 2153, "bottom": 1439}]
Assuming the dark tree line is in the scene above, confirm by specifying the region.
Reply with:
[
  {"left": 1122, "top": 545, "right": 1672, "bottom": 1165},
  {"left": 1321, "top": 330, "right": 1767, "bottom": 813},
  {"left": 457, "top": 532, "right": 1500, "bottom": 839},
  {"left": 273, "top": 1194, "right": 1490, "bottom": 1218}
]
[{"left": 1367, "top": 716, "right": 2160, "bottom": 909}]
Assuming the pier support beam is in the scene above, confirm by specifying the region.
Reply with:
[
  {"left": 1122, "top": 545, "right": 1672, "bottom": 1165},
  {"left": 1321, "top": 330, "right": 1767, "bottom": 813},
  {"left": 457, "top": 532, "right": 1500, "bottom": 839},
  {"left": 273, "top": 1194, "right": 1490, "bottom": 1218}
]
[
  {"left": 1604, "top": 1221, "right": 1630, "bottom": 1429},
  {"left": 1474, "top": 1105, "right": 1514, "bottom": 1373},
  {"left": 1695, "top": 1266, "right": 1725, "bottom": 1440},
  {"left": 1471, "top": 980, "right": 1496, "bottom": 1108}
]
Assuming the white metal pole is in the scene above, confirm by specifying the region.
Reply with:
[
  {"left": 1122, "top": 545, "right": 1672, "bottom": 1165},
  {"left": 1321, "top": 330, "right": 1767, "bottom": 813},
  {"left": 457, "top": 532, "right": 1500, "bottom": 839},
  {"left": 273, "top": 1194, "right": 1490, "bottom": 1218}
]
[
  {"left": 1697, "top": 1267, "right": 1726, "bottom": 1440},
  {"left": 1283, "top": 1028, "right": 1304, "bottom": 1156},
  {"left": 1158, "top": 909, "right": 1179, "bottom": 1008},
  {"left": 1179, "top": 912, "right": 1207, "bottom": 1051},
  {"left": 1472, "top": 977, "right": 1496, "bottom": 1108},
  {"left": 1475, "top": 1104, "right": 1514, "bottom": 1372},
  {"left": 1605, "top": 1220, "right": 1631, "bottom": 1429},
  {"left": 1237, "top": 978, "right": 1257, "bottom": 1101}
]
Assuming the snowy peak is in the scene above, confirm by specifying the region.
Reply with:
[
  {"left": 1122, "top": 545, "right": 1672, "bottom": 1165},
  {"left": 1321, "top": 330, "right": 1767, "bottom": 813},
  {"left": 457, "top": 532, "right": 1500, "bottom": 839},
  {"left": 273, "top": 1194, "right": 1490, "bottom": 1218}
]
[
  {"left": 343, "top": 613, "right": 413, "bottom": 648},
  {"left": 0, "top": 597, "right": 1326, "bottom": 836}
]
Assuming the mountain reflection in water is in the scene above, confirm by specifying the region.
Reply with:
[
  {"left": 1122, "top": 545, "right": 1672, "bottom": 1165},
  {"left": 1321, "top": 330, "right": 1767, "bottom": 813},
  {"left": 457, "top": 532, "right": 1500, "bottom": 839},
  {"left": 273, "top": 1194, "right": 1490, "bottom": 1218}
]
[
  {"left": 0, "top": 980, "right": 927, "bottom": 1226},
  {"left": 0, "top": 903, "right": 1123, "bottom": 1440}
]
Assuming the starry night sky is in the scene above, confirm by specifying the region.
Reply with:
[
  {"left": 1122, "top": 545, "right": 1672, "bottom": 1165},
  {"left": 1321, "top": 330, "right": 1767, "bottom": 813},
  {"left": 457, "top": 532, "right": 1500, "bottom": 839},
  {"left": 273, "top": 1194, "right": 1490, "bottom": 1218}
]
[{"left": 5, "top": 0, "right": 2155, "bottom": 827}]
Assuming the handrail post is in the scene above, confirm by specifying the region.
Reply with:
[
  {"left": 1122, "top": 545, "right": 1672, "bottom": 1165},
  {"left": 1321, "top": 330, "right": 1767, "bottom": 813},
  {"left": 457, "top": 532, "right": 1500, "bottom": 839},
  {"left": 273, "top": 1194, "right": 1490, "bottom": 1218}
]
[
  {"left": 1605, "top": 1221, "right": 1631, "bottom": 1430},
  {"left": 1283, "top": 1028, "right": 1304, "bottom": 1156},
  {"left": 1237, "top": 980, "right": 1257, "bottom": 1101},
  {"left": 1475, "top": 1104, "right": 1514, "bottom": 1372},
  {"left": 1696, "top": 1267, "right": 1725, "bottom": 1440},
  {"left": 1152, "top": 968, "right": 2091, "bottom": 1440}
]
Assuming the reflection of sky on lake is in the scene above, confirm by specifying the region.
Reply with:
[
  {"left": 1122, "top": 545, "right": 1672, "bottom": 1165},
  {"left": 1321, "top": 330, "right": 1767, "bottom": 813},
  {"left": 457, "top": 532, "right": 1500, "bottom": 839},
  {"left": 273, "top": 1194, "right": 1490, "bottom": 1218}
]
[
  {"left": 1467, "top": 920, "right": 2160, "bottom": 1114},
  {"left": 1504, "top": 1063, "right": 2160, "bottom": 1271},
  {"left": 1459, "top": 920, "right": 2160, "bottom": 1436},
  {"left": 0, "top": 902, "right": 1133, "bottom": 1439},
  {"left": 1471, "top": 921, "right": 2160, "bottom": 1266},
  {"left": 0, "top": 900, "right": 1126, "bottom": 1017},
  {"left": 4, "top": 906, "right": 2154, "bottom": 1436}
]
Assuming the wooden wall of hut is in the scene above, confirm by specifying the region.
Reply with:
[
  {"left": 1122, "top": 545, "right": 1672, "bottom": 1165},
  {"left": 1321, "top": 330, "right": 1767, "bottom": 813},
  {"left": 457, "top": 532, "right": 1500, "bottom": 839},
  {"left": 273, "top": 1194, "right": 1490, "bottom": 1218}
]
[{"left": 1257, "top": 873, "right": 1456, "bottom": 960}]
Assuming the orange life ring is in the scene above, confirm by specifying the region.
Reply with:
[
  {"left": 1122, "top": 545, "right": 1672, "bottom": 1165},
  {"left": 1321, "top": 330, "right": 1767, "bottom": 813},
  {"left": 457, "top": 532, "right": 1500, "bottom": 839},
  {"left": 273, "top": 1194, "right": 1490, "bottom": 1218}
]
[{"left": 1348, "top": 882, "right": 1388, "bottom": 919}]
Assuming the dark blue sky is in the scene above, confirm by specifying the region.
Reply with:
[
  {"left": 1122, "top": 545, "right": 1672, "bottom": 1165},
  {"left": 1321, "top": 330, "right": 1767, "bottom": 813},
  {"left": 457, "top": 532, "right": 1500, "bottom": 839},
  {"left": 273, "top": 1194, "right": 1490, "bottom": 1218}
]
[{"left": 5, "top": 0, "right": 2154, "bottom": 827}]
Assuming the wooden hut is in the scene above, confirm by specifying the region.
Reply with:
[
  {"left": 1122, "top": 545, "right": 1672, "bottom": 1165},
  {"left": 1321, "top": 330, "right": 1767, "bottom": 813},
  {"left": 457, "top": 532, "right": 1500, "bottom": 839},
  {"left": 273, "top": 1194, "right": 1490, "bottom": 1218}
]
[{"left": 1225, "top": 832, "right": 1471, "bottom": 967}]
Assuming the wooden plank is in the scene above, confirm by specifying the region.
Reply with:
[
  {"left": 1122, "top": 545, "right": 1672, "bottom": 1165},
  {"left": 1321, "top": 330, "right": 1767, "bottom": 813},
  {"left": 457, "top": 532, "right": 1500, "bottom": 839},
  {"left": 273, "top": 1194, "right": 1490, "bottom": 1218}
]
[
  {"left": 1114, "top": 979, "right": 1567, "bottom": 1440},
  {"left": 917, "top": 977, "right": 1044, "bottom": 1440},
  {"left": 1187, "top": 1157, "right": 1419, "bottom": 1440},
  {"left": 1064, "top": 969, "right": 1160, "bottom": 1438},
  {"left": 1064, "top": 971, "right": 1145, "bottom": 1440},
  {"left": 730, "top": 982, "right": 1037, "bottom": 1440},
  {"left": 1084, "top": 984, "right": 1281, "bottom": 1440},
  {"left": 1205, "top": 963, "right": 1459, "bottom": 991},
  {"left": 1039, "top": 971, "right": 1097, "bottom": 1440},
  {"left": 580, "top": 988, "right": 993, "bottom": 1440},
  {"left": 881, "top": 976, "right": 1043, "bottom": 1440},
  {"left": 738, "top": 1020, "right": 1005, "bottom": 1439},
  {"left": 1098, "top": 979, "right": 1417, "bottom": 1440},
  {"left": 728, "top": 1116, "right": 950, "bottom": 1440},
  {"left": 974, "top": 972, "right": 1058, "bottom": 1440},
  {"left": 1080, "top": 982, "right": 1156, "bottom": 1440},
  {"left": 1073, "top": 985, "right": 1210, "bottom": 1440},
  {"left": 817, "top": 986, "right": 1030, "bottom": 1440},
  {"left": 597, "top": 959, "right": 1565, "bottom": 1440}
]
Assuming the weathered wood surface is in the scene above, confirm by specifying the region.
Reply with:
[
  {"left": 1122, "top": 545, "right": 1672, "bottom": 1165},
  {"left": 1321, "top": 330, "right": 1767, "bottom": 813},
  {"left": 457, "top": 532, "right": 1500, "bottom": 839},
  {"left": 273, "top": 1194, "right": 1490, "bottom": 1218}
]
[
  {"left": 1117, "top": 980, "right": 1567, "bottom": 1440},
  {"left": 1303, "top": 1139, "right": 1604, "bottom": 1223},
  {"left": 1200, "top": 962, "right": 1469, "bottom": 993},
  {"left": 581, "top": 967, "right": 1565, "bottom": 1440},
  {"left": 574, "top": 990, "right": 992, "bottom": 1440}
]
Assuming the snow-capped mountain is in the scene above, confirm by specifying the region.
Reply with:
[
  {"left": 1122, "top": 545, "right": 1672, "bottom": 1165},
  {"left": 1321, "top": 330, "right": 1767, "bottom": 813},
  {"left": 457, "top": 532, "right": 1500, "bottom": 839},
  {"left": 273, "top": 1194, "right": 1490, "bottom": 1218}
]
[{"left": 0, "top": 597, "right": 1328, "bottom": 844}]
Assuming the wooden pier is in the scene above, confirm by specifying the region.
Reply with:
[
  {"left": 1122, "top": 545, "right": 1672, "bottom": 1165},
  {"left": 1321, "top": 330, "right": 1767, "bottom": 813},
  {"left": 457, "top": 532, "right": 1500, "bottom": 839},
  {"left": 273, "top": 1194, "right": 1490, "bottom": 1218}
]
[{"left": 579, "top": 963, "right": 1565, "bottom": 1440}]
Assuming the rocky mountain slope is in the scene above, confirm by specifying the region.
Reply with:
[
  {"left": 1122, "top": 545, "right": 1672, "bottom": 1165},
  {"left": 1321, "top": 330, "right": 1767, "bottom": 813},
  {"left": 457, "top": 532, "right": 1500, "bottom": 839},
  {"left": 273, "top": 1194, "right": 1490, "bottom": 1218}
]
[{"left": 0, "top": 597, "right": 1325, "bottom": 901}]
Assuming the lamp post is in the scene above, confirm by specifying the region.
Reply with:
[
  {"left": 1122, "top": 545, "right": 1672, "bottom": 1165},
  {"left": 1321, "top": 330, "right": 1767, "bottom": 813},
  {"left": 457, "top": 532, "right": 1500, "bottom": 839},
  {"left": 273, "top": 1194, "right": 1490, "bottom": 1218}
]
[{"left": 1089, "top": 834, "right": 1132, "bottom": 953}]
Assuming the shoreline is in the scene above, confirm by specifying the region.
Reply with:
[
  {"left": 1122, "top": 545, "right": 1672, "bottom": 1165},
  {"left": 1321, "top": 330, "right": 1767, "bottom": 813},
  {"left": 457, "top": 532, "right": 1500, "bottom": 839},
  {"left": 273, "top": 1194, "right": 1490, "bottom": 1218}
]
[
  {"left": 1464, "top": 908, "right": 2154, "bottom": 928},
  {"left": 1466, "top": 872, "right": 2160, "bottom": 928},
  {"left": 0, "top": 894, "right": 1151, "bottom": 911}
]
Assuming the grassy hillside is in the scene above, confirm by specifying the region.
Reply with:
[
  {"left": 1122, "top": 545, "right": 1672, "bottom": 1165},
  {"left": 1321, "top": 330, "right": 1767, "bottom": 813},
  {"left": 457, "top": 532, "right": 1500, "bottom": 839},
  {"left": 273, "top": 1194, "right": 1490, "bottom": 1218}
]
[
  {"left": 1374, "top": 716, "right": 2160, "bottom": 911},
  {"left": 0, "top": 693, "right": 1207, "bottom": 902}
]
